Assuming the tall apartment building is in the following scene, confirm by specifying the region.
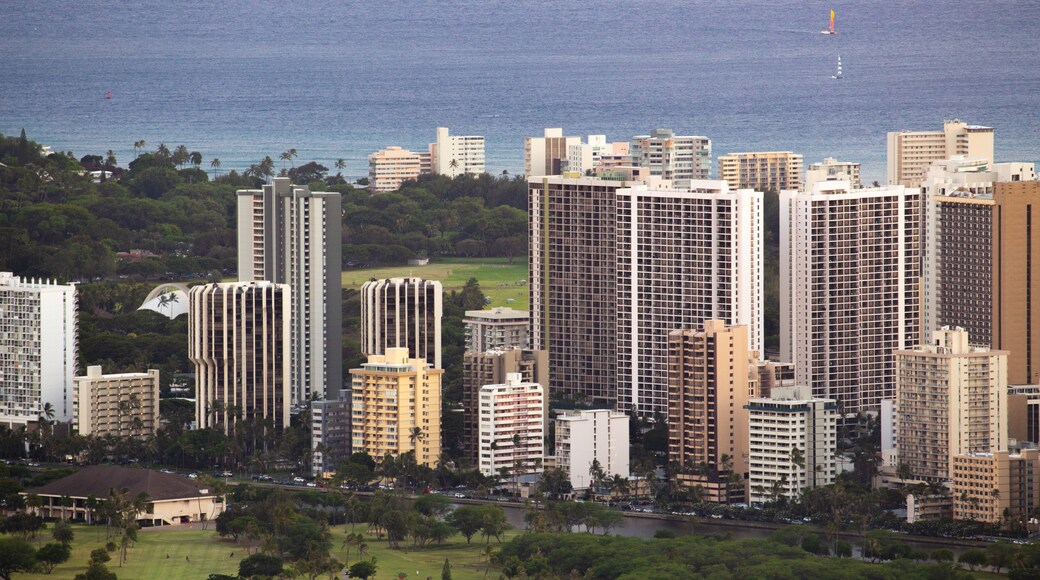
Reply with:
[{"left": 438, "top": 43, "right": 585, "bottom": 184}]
[
  {"left": 360, "top": 278, "right": 442, "bottom": 369},
  {"left": 747, "top": 385, "right": 838, "bottom": 505},
  {"left": 524, "top": 128, "right": 580, "bottom": 177},
  {"left": 805, "top": 157, "right": 861, "bottom": 191},
  {"left": 349, "top": 349, "right": 442, "bottom": 467},
  {"left": 74, "top": 366, "right": 159, "bottom": 439},
  {"left": 189, "top": 282, "right": 291, "bottom": 432},
  {"left": 311, "top": 390, "right": 351, "bottom": 476},
  {"left": 565, "top": 136, "right": 628, "bottom": 175},
  {"left": 368, "top": 146, "right": 424, "bottom": 193},
  {"left": 751, "top": 359, "right": 796, "bottom": 400},
  {"left": 464, "top": 307, "right": 529, "bottom": 351},
  {"left": 718, "top": 151, "right": 804, "bottom": 193},
  {"left": 477, "top": 373, "right": 544, "bottom": 477},
  {"left": 780, "top": 181, "right": 921, "bottom": 415},
  {"left": 886, "top": 119, "right": 994, "bottom": 187},
  {"left": 629, "top": 128, "right": 711, "bottom": 186},
  {"left": 0, "top": 272, "right": 76, "bottom": 426},
  {"left": 952, "top": 450, "right": 1040, "bottom": 524},
  {"left": 894, "top": 327, "right": 1009, "bottom": 481},
  {"left": 529, "top": 176, "right": 626, "bottom": 407},
  {"left": 1008, "top": 384, "right": 1040, "bottom": 445},
  {"left": 236, "top": 177, "right": 342, "bottom": 404},
  {"left": 667, "top": 321, "right": 752, "bottom": 503},
  {"left": 555, "top": 409, "right": 630, "bottom": 491},
  {"left": 462, "top": 349, "right": 547, "bottom": 466},
  {"left": 431, "top": 127, "right": 485, "bottom": 177},
  {"left": 617, "top": 182, "right": 762, "bottom": 416},
  {"left": 994, "top": 181, "right": 1040, "bottom": 384}
]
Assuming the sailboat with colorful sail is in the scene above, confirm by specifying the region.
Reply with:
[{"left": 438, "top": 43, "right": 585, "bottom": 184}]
[{"left": 821, "top": 9, "right": 836, "bottom": 35}]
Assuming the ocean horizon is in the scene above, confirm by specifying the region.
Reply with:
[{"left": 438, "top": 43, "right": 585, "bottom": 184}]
[{"left": 2, "top": 0, "right": 1038, "bottom": 184}]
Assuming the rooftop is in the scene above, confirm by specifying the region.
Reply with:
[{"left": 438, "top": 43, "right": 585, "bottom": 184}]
[{"left": 29, "top": 465, "right": 215, "bottom": 501}]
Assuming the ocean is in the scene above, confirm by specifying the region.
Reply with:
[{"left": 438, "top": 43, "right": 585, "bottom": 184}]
[{"left": 2, "top": 0, "right": 1038, "bottom": 184}]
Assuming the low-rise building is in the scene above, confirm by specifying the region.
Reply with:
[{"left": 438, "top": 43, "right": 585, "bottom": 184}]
[
  {"left": 906, "top": 493, "right": 953, "bottom": 523},
  {"left": 25, "top": 465, "right": 225, "bottom": 526},
  {"left": 555, "top": 409, "right": 629, "bottom": 491},
  {"left": 747, "top": 385, "right": 838, "bottom": 505},
  {"left": 951, "top": 450, "right": 1040, "bottom": 524},
  {"left": 478, "top": 373, "right": 544, "bottom": 477},
  {"left": 74, "top": 365, "right": 159, "bottom": 439}
]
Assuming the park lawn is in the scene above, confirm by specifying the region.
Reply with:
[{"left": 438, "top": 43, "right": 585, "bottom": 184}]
[
  {"left": 342, "top": 258, "right": 530, "bottom": 311},
  {"left": 19, "top": 524, "right": 241, "bottom": 580},
  {"left": 330, "top": 526, "right": 519, "bottom": 580}
]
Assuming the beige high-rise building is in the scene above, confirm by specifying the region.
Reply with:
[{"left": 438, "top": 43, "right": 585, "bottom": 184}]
[
  {"left": 894, "top": 327, "right": 1009, "bottom": 482},
  {"left": 189, "top": 282, "right": 291, "bottom": 432},
  {"left": 781, "top": 181, "right": 921, "bottom": 415},
  {"left": 237, "top": 177, "right": 342, "bottom": 404},
  {"left": 747, "top": 385, "right": 837, "bottom": 504},
  {"left": 886, "top": 119, "right": 994, "bottom": 187},
  {"left": 478, "top": 373, "right": 544, "bottom": 477},
  {"left": 718, "top": 151, "right": 803, "bottom": 192},
  {"left": 525, "top": 128, "right": 580, "bottom": 177},
  {"left": 464, "top": 307, "right": 529, "bottom": 352},
  {"left": 805, "top": 157, "right": 861, "bottom": 191},
  {"left": 952, "top": 449, "right": 1040, "bottom": 524},
  {"left": 361, "top": 278, "right": 443, "bottom": 369},
  {"left": 368, "top": 146, "right": 424, "bottom": 193},
  {"left": 617, "top": 182, "right": 763, "bottom": 416},
  {"left": 462, "top": 348, "right": 547, "bottom": 466},
  {"left": 667, "top": 321, "right": 752, "bottom": 504},
  {"left": 349, "top": 349, "right": 442, "bottom": 467},
  {"left": 994, "top": 181, "right": 1040, "bottom": 384},
  {"left": 74, "top": 366, "right": 159, "bottom": 439}
]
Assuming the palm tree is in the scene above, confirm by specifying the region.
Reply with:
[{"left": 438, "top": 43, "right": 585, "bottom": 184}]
[
  {"left": 189, "top": 151, "right": 203, "bottom": 169},
  {"left": 280, "top": 151, "right": 291, "bottom": 170},
  {"left": 106, "top": 150, "right": 117, "bottom": 168},
  {"left": 173, "top": 145, "right": 190, "bottom": 168},
  {"left": 609, "top": 474, "right": 630, "bottom": 502},
  {"left": 210, "top": 158, "right": 221, "bottom": 176},
  {"left": 133, "top": 140, "right": 145, "bottom": 158},
  {"left": 448, "top": 158, "right": 459, "bottom": 175},
  {"left": 156, "top": 143, "right": 171, "bottom": 160}
]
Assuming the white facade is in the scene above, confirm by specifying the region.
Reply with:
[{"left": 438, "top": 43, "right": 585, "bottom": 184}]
[
  {"left": 524, "top": 128, "right": 579, "bottom": 177},
  {"left": 361, "top": 278, "right": 443, "bottom": 369},
  {"left": 616, "top": 181, "right": 762, "bottom": 416},
  {"left": 748, "top": 385, "right": 837, "bottom": 505},
  {"left": 432, "top": 127, "right": 485, "bottom": 177},
  {"left": 805, "top": 157, "right": 861, "bottom": 191},
  {"left": 629, "top": 128, "right": 711, "bottom": 187},
  {"left": 464, "top": 307, "right": 529, "bottom": 352},
  {"left": 886, "top": 119, "right": 994, "bottom": 187},
  {"left": 478, "top": 373, "right": 544, "bottom": 477},
  {"left": 0, "top": 272, "right": 77, "bottom": 426},
  {"left": 555, "top": 409, "right": 630, "bottom": 490},
  {"left": 237, "top": 177, "right": 342, "bottom": 404},
  {"left": 780, "top": 181, "right": 921, "bottom": 415}
]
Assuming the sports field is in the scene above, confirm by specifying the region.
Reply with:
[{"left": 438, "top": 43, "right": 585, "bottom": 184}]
[
  {"left": 343, "top": 258, "right": 530, "bottom": 311},
  {"left": 24, "top": 523, "right": 514, "bottom": 579}
]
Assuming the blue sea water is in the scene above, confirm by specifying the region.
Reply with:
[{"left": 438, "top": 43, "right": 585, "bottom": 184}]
[{"left": 2, "top": 0, "right": 1038, "bottom": 184}]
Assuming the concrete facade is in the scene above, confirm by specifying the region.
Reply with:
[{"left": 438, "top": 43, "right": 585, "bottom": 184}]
[
  {"left": 74, "top": 366, "right": 159, "bottom": 439},
  {"left": 0, "top": 272, "right": 77, "bottom": 426},
  {"left": 311, "top": 390, "right": 352, "bottom": 477},
  {"left": 350, "top": 349, "right": 442, "bottom": 467},
  {"left": 431, "top": 127, "right": 485, "bottom": 177},
  {"left": 952, "top": 450, "right": 1040, "bottom": 524},
  {"left": 464, "top": 307, "right": 529, "bottom": 352},
  {"left": 894, "top": 327, "right": 1009, "bottom": 481},
  {"left": 667, "top": 321, "right": 752, "bottom": 504},
  {"left": 994, "top": 181, "right": 1040, "bottom": 384},
  {"left": 236, "top": 177, "right": 342, "bottom": 404},
  {"left": 886, "top": 119, "right": 994, "bottom": 187},
  {"left": 629, "top": 128, "right": 711, "bottom": 187},
  {"left": 189, "top": 282, "right": 291, "bottom": 432},
  {"left": 525, "top": 128, "right": 580, "bottom": 177},
  {"left": 478, "top": 373, "right": 545, "bottom": 477},
  {"left": 368, "top": 146, "right": 424, "bottom": 192},
  {"left": 781, "top": 181, "right": 921, "bottom": 415},
  {"left": 555, "top": 409, "right": 630, "bottom": 491},
  {"left": 805, "top": 157, "right": 861, "bottom": 191},
  {"left": 718, "top": 151, "right": 804, "bottom": 193},
  {"left": 747, "top": 385, "right": 838, "bottom": 505},
  {"left": 361, "top": 277, "right": 443, "bottom": 369}
]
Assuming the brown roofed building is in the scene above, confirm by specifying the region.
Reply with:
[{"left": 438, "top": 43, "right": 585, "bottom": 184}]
[{"left": 25, "top": 465, "right": 225, "bottom": 526}]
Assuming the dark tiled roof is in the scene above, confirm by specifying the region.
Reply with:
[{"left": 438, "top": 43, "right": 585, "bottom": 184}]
[{"left": 29, "top": 465, "right": 212, "bottom": 502}]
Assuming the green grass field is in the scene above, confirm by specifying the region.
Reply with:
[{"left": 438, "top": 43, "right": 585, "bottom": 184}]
[
  {"left": 343, "top": 258, "right": 530, "bottom": 311},
  {"left": 23, "top": 523, "right": 513, "bottom": 580}
]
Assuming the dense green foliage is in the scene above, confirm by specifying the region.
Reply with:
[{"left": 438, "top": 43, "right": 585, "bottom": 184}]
[{"left": 493, "top": 532, "right": 973, "bottom": 580}]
